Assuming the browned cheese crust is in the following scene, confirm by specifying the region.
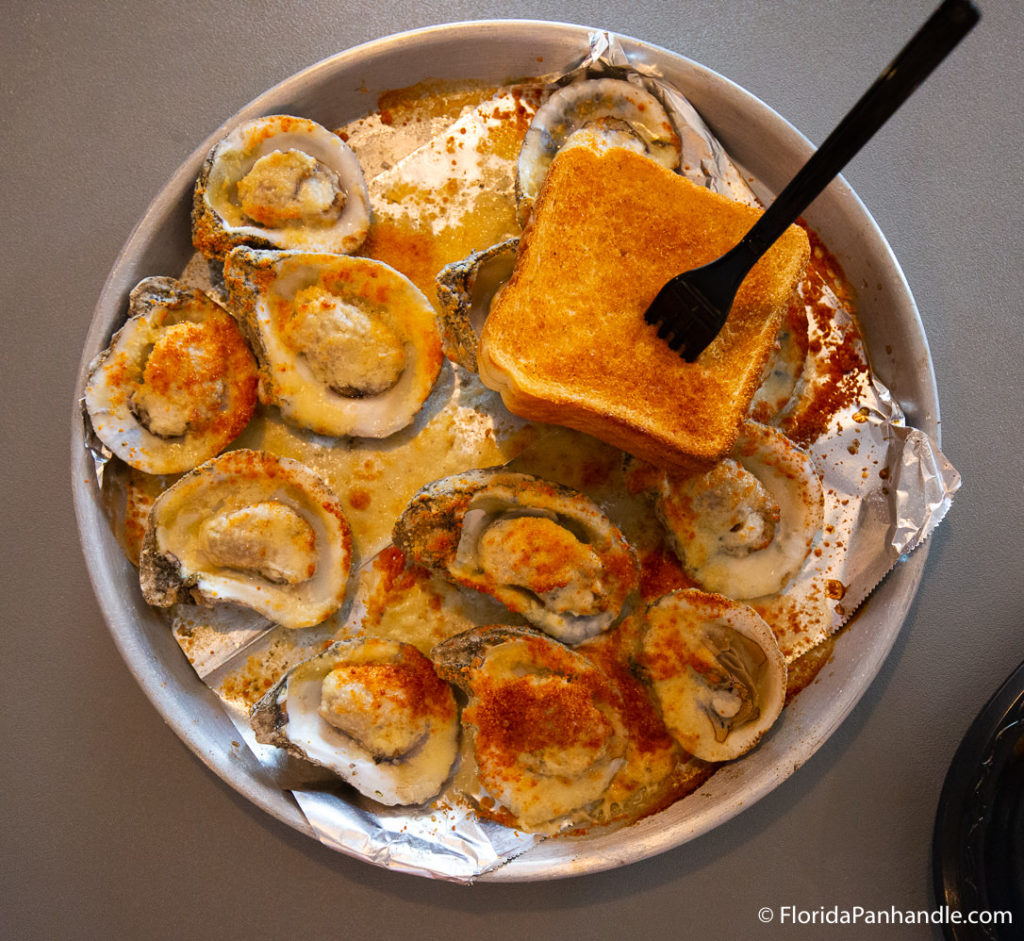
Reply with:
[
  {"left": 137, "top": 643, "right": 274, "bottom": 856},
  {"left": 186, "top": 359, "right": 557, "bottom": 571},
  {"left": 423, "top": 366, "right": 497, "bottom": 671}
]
[{"left": 477, "top": 145, "right": 811, "bottom": 469}]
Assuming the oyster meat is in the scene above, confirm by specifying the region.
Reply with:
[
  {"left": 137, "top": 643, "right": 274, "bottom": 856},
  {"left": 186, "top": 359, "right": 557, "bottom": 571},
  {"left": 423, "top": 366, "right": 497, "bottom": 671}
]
[
  {"left": 636, "top": 590, "right": 787, "bottom": 762},
  {"left": 224, "top": 247, "right": 443, "bottom": 438},
  {"left": 516, "top": 78, "right": 681, "bottom": 220},
  {"left": 393, "top": 469, "right": 639, "bottom": 644},
  {"left": 139, "top": 449, "right": 352, "bottom": 629},
  {"left": 651, "top": 420, "right": 824, "bottom": 600},
  {"left": 192, "top": 114, "right": 371, "bottom": 260},
  {"left": 252, "top": 638, "right": 459, "bottom": 805},
  {"left": 84, "top": 276, "right": 258, "bottom": 474},
  {"left": 433, "top": 625, "right": 629, "bottom": 833}
]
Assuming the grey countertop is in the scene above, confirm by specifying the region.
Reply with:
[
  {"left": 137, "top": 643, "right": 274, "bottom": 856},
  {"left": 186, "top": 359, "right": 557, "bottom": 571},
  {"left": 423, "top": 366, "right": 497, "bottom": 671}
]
[{"left": 4, "top": 1, "right": 1023, "bottom": 938}]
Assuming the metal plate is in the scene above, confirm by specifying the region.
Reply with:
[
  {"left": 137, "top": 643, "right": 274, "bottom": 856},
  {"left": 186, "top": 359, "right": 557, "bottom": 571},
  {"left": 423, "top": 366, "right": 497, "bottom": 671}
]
[{"left": 71, "top": 20, "right": 937, "bottom": 881}]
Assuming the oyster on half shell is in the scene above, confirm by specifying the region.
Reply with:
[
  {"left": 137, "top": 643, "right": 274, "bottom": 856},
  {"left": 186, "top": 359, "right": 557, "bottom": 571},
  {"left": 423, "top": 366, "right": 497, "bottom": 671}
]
[
  {"left": 650, "top": 421, "right": 824, "bottom": 600},
  {"left": 636, "top": 590, "right": 787, "bottom": 762},
  {"left": 84, "top": 276, "right": 258, "bottom": 475},
  {"left": 224, "top": 247, "right": 443, "bottom": 438},
  {"left": 433, "top": 625, "right": 629, "bottom": 833},
  {"left": 251, "top": 638, "right": 459, "bottom": 806},
  {"left": 192, "top": 114, "right": 371, "bottom": 261},
  {"left": 516, "top": 78, "right": 681, "bottom": 221},
  {"left": 139, "top": 449, "right": 352, "bottom": 629},
  {"left": 393, "top": 470, "right": 639, "bottom": 644}
]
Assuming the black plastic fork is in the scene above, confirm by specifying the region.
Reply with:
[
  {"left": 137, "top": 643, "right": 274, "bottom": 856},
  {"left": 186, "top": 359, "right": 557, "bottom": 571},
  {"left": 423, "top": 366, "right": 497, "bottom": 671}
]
[{"left": 644, "top": 0, "right": 980, "bottom": 362}]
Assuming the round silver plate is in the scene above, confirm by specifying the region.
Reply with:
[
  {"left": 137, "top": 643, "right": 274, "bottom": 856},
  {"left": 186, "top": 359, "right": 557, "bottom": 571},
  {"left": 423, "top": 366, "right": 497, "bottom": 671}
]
[{"left": 71, "top": 20, "right": 936, "bottom": 882}]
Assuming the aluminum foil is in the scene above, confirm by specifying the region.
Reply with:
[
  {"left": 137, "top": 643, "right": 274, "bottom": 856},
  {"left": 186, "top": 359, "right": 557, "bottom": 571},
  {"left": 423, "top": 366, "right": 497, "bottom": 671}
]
[{"left": 85, "top": 31, "right": 960, "bottom": 882}]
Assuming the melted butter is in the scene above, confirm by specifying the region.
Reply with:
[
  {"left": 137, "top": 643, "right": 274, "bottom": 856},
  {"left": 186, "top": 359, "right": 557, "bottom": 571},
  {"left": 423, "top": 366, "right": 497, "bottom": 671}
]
[
  {"left": 365, "top": 86, "right": 538, "bottom": 234},
  {"left": 340, "top": 79, "right": 501, "bottom": 180},
  {"left": 352, "top": 560, "right": 512, "bottom": 655},
  {"left": 214, "top": 622, "right": 336, "bottom": 712},
  {"left": 109, "top": 464, "right": 179, "bottom": 566},
  {"left": 355, "top": 86, "right": 540, "bottom": 301}
]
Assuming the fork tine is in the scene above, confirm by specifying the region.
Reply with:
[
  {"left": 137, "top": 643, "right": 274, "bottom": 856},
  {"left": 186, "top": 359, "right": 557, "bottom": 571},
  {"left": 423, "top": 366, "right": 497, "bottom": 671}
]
[
  {"left": 644, "top": 293, "right": 666, "bottom": 327},
  {"left": 655, "top": 316, "right": 675, "bottom": 341},
  {"left": 645, "top": 272, "right": 729, "bottom": 360}
]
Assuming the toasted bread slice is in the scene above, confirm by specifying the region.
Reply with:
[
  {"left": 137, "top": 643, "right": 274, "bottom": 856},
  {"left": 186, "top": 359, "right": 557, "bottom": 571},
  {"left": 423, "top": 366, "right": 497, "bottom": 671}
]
[{"left": 477, "top": 144, "right": 810, "bottom": 468}]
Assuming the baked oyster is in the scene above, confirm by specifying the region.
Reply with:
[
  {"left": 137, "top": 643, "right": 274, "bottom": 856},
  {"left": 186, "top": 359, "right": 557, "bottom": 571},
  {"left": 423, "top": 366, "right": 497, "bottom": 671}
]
[
  {"left": 84, "top": 276, "right": 258, "bottom": 474},
  {"left": 648, "top": 420, "right": 824, "bottom": 600},
  {"left": 636, "top": 590, "right": 787, "bottom": 762},
  {"left": 251, "top": 638, "right": 459, "bottom": 805},
  {"left": 433, "top": 625, "right": 629, "bottom": 833},
  {"left": 516, "top": 78, "right": 681, "bottom": 220},
  {"left": 393, "top": 469, "right": 639, "bottom": 644},
  {"left": 192, "top": 114, "right": 371, "bottom": 261},
  {"left": 139, "top": 449, "right": 352, "bottom": 629},
  {"left": 224, "top": 247, "right": 443, "bottom": 438}
]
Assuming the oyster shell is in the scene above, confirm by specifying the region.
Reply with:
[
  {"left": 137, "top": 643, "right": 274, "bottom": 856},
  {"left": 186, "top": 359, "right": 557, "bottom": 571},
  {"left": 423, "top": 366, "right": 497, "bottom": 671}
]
[
  {"left": 651, "top": 421, "right": 824, "bottom": 600},
  {"left": 516, "top": 78, "right": 681, "bottom": 220},
  {"left": 636, "top": 590, "right": 786, "bottom": 762},
  {"left": 432, "top": 625, "right": 629, "bottom": 833},
  {"left": 252, "top": 638, "right": 459, "bottom": 805},
  {"left": 84, "top": 276, "right": 258, "bottom": 474},
  {"left": 393, "top": 469, "right": 639, "bottom": 644},
  {"left": 192, "top": 114, "right": 371, "bottom": 261},
  {"left": 139, "top": 449, "right": 352, "bottom": 629},
  {"left": 224, "top": 247, "right": 443, "bottom": 438},
  {"left": 434, "top": 237, "right": 518, "bottom": 373}
]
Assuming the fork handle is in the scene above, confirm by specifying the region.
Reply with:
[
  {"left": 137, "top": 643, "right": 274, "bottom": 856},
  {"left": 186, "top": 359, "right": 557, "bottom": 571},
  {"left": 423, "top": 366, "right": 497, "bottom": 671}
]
[{"left": 738, "top": 0, "right": 979, "bottom": 265}]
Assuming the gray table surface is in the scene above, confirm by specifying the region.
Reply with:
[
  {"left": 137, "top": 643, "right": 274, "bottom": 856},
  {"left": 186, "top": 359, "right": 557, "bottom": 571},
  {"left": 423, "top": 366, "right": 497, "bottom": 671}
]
[{"left": 4, "top": 1, "right": 1022, "bottom": 938}]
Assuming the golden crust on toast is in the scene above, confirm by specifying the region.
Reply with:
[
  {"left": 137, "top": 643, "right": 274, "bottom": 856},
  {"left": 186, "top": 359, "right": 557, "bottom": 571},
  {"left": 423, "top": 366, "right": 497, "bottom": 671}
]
[{"left": 477, "top": 145, "right": 810, "bottom": 468}]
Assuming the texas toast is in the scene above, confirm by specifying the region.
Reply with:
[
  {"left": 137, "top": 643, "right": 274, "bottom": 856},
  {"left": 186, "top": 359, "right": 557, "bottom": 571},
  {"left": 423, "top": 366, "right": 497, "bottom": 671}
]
[{"left": 476, "top": 143, "right": 811, "bottom": 468}]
